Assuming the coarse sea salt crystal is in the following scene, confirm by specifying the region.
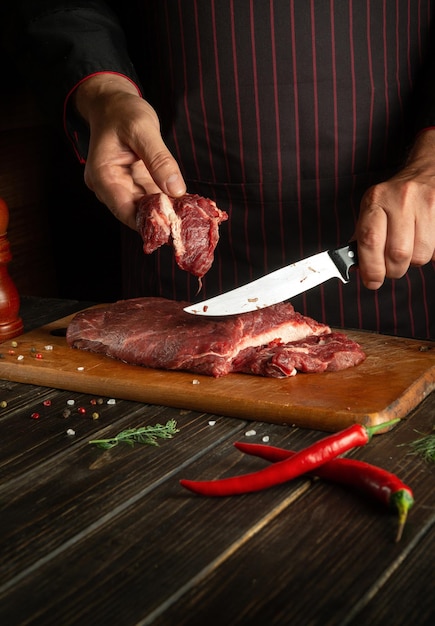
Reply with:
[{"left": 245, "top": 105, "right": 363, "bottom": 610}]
[
  {"left": 192, "top": 379, "right": 200, "bottom": 385},
  {"left": 66, "top": 428, "right": 76, "bottom": 436},
  {"left": 77, "top": 366, "right": 85, "bottom": 371},
  {"left": 107, "top": 398, "right": 116, "bottom": 405},
  {"left": 208, "top": 420, "right": 216, "bottom": 426},
  {"left": 262, "top": 435, "right": 270, "bottom": 443},
  {"left": 245, "top": 429, "right": 256, "bottom": 437}
]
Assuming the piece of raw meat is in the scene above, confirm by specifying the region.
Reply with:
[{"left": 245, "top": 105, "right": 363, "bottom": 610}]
[
  {"left": 232, "top": 333, "right": 366, "bottom": 377},
  {"left": 66, "top": 297, "right": 366, "bottom": 378},
  {"left": 136, "top": 193, "right": 228, "bottom": 278}
]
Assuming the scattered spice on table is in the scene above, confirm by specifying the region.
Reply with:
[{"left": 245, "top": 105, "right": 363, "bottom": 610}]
[{"left": 89, "top": 419, "right": 179, "bottom": 449}]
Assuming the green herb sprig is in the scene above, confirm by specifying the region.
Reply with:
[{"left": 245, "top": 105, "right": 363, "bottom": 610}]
[
  {"left": 406, "top": 427, "right": 435, "bottom": 463},
  {"left": 89, "top": 419, "right": 179, "bottom": 450}
]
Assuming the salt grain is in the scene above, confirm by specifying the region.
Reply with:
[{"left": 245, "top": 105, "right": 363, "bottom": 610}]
[
  {"left": 245, "top": 429, "right": 256, "bottom": 437},
  {"left": 262, "top": 435, "right": 270, "bottom": 443},
  {"left": 107, "top": 398, "right": 116, "bottom": 405},
  {"left": 44, "top": 345, "right": 54, "bottom": 351},
  {"left": 208, "top": 420, "right": 216, "bottom": 426},
  {"left": 67, "top": 400, "right": 75, "bottom": 406},
  {"left": 77, "top": 366, "right": 84, "bottom": 371},
  {"left": 66, "top": 429, "right": 76, "bottom": 436},
  {"left": 192, "top": 379, "right": 200, "bottom": 385},
  {"left": 17, "top": 355, "right": 24, "bottom": 361}
]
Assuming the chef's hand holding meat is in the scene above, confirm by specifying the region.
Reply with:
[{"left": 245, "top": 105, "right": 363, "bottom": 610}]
[
  {"left": 355, "top": 128, "right": 435, "bottom": 291},
  {"left": 73, "top": 73, "right": 187, "bottom": 230}
]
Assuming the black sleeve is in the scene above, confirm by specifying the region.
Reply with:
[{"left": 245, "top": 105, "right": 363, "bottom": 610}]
[{"left": 0, "top": 0, "right": 142, "bottom": 160}]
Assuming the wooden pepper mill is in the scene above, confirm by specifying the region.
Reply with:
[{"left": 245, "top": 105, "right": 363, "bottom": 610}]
[{"left": 0, "top": 198, "right": 24, "bottom": 341}]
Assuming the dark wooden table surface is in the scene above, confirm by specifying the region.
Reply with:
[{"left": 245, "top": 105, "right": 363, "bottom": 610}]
[{"left": 0, "top": 297, "right": 434, "bottom": 626}]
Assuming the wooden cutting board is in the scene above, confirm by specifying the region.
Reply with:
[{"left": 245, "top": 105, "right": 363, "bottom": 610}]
[{"left": 0, "top": 310, "right": 434, "bottom": 432}]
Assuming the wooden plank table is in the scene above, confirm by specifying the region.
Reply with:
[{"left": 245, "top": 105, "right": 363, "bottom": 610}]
[{"left": 0, "top": 297, "right": 434, "bottom": 626}]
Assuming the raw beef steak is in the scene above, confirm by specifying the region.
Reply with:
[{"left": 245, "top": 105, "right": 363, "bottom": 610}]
[
  {"left": 136, "top": 193, "right": 228, "bottom": 278},
  {"left": 66, "top": 298, "right": 366, "bottom": 378},
  {"left": 232, "top": 333, "right": 366, "bottom": 377}
]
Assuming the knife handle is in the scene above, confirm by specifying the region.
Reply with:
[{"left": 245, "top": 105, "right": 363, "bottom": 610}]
[{"left": 328, "top": 242, "right": 358, "bottom": 282}]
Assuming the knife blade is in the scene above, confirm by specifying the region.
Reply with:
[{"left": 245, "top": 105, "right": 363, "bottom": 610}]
[{"left": 184, "top": 241, "right": 358, "bottom": 316}]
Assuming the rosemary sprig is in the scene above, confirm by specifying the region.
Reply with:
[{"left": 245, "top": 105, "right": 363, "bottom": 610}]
[
  {"left": 89, "top": 419, "right": 179, "bottom": 450},
  {"left": 406, "top": 427, "right": 435, "bottom": 463}
]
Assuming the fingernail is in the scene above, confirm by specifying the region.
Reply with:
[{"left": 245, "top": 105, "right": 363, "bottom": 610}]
[
  {"left": 166, "top": 173, "right": 185, "bottom": 197},
  {"left": 366, "top": 281, "right": 383, "bottom": 290}
]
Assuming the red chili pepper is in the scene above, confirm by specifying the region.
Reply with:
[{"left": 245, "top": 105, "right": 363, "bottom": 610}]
[
  {"left": 234, "top": 441, "right": 414, "bottom": 542},
  {"left": 180, "top": 419, "right": 399, "bottom": 498}
]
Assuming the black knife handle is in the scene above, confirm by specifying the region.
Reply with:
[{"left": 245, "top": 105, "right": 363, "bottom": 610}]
[{"left": 328, "top": 241, "right": 358, "bottom": 282}]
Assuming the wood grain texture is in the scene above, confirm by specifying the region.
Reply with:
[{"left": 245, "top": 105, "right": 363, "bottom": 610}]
[
  {"left": 151, "top": 408, "right": 435, "bottom": 626},
  {"left": 0, "top": 309, "right": 434, "bottom": 431},
  {"left": 0, "top": 390, "right": 433, "bottom": 626}
]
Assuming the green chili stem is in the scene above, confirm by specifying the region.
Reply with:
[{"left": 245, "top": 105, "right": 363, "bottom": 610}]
[
  {"left": 391, "top": 489, "right": 415, "bottom": 542},
  {"left": 366, "top": 418, "right": 400, "bottom": 439}
]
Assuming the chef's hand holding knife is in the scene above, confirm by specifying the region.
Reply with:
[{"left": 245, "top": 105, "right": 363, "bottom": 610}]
[
  {"left": 74, "top": 74, "right": 435, "bottom": 287},
  {"left": 355, "top": 128, "right": 435, "bottom": 289}
]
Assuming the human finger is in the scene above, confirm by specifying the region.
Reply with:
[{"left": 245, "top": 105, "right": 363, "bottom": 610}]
[{"left": 355, "top": 190, "right": 388, "bottom": 289}]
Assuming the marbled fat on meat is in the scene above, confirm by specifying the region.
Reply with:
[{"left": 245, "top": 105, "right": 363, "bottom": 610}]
[
  {"left": 66, "top": 298, "right": 366, "bottom": 378},
  {"left": 136, "top": 193, "right": 228, "bottom": 277}
]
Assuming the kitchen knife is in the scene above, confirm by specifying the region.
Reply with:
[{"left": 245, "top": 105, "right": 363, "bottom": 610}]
[{"left": 184, "top": 241, "right": 358, "bottom": 316}]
